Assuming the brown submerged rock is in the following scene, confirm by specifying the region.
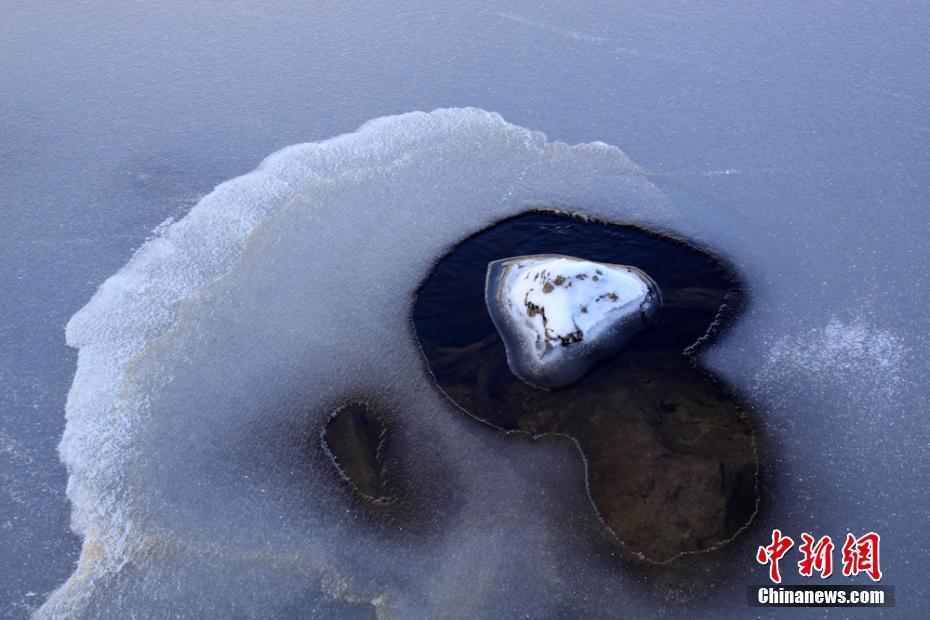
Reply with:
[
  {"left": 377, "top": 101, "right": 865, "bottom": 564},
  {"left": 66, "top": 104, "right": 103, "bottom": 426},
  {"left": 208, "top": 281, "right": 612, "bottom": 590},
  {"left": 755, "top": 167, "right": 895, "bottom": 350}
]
[
  {"left": 412, "top": 211, "right": 760, "bottom": 564},
  {"left": 429, "top": 301, "right": 758, "bottom": 563}
]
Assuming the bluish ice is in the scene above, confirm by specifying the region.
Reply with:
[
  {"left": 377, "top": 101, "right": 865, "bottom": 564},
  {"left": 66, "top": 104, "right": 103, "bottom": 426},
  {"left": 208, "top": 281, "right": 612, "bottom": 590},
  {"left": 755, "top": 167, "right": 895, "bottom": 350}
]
[{"left": 1, "top": 2, "right": 928, "bottom": 618}]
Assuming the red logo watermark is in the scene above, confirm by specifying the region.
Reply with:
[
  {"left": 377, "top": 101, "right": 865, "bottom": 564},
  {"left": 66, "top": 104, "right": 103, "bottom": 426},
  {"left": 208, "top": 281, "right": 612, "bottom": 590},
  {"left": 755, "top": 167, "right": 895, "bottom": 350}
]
[{"left": 756, "top": 531, "right": 882, "bottom": 583}]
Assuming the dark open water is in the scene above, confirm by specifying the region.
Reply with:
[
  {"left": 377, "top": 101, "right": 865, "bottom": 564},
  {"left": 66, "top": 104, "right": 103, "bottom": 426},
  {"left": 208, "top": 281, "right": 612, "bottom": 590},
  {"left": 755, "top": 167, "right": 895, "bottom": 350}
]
[{"left": 414, "top": 211, "right": 758, "bottom": 562}]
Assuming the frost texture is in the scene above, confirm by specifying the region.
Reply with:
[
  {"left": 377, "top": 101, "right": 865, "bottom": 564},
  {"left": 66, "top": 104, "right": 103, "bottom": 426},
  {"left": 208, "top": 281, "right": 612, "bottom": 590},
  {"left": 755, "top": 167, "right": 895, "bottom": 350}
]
[
  {"left": 747, "top": 315, "right": 921, "bottom": 538},
  {"left": 43, "top": 108, "right": 673, "bottom": 618},
  {"left": 756, "top": 317, "right": 907, "bottom": 404}
]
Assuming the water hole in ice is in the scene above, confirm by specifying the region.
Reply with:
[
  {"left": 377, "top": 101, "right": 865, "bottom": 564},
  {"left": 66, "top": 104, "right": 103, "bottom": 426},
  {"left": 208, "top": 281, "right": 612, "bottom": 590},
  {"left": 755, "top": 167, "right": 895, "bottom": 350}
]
[
  {"left": 321, "top": 403, "right": 391, "bottom": 503},
  {"left": 413, "top": 211, "right": 759, "bottom": 563}
]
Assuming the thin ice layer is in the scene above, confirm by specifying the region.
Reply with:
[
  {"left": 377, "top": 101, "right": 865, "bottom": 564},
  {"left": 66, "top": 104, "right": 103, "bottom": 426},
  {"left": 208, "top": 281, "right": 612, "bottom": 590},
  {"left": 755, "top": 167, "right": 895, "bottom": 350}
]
[{"left": 42, "top": 108, "right": 675, "bottom": 618}]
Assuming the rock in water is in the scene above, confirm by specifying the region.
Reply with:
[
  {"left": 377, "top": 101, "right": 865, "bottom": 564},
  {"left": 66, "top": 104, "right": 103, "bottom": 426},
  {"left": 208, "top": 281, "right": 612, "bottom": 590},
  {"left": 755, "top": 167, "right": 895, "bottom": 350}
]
[{"left": 485, "top": 255, "right": 661, "bottom": 389}]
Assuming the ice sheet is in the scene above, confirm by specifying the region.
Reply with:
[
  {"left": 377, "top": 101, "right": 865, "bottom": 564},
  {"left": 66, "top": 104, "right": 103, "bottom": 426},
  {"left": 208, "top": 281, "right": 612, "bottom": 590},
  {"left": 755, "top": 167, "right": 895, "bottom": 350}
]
[{"left": 38, "top": 108, "right": 929, "bottom": 618}]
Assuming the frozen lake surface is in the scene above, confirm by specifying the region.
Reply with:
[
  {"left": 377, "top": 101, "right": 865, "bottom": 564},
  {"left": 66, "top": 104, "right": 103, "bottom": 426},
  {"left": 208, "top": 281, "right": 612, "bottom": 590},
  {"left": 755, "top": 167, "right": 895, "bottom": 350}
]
[{"left": 1, "top": 2, "right": 928, "bottom": 618}]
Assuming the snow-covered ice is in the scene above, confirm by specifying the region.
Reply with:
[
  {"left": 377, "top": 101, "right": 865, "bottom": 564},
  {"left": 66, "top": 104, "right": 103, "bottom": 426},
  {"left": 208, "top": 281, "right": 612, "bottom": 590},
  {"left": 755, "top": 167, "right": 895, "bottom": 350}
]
[{"left": 486, "top": 255, "right": 661, "bottom": 389}]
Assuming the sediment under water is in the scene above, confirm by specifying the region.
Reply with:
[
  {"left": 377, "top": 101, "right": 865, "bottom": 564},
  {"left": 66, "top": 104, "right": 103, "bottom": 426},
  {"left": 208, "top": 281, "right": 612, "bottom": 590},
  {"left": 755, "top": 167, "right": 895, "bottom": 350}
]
[
  {"left": 413, "top": 211, "right": 758, "bottom": 563},
  {"left": 322, "top": 403, "right": 390, "bottom": 502}
]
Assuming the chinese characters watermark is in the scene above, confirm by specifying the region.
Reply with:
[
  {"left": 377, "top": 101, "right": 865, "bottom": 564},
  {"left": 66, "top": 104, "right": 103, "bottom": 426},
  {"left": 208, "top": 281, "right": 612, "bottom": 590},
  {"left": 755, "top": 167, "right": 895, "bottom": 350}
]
[{"left": 756, "top": 531, "right": 882, "bottom": 583}]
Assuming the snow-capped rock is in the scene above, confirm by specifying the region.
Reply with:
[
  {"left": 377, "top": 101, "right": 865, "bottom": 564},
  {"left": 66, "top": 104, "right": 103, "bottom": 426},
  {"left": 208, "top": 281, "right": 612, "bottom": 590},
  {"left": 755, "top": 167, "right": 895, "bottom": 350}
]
[{"left": 485, "top": 254, "right": 661, "bottom": 389}]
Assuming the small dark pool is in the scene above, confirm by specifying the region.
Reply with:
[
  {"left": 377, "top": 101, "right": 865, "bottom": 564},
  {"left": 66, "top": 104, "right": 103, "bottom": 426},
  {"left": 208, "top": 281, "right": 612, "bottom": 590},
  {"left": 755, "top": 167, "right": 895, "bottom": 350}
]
[
  {"left": 321, "top": 403, "right": 389, "bottom": 502},
  {"left": 413, "top": 211, "right": 758, "bottom": 563}
]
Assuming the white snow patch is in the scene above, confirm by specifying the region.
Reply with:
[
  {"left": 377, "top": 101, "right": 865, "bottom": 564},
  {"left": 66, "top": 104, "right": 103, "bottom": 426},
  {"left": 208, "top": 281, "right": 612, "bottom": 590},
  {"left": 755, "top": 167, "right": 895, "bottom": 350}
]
[
  {"left": 488, "top": 255, "right": 660, "bottom": 389},
  {"left": 503, "top": 257, "right": 651, "bottom": 356}
]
